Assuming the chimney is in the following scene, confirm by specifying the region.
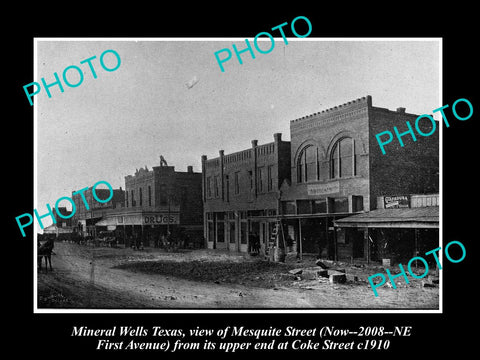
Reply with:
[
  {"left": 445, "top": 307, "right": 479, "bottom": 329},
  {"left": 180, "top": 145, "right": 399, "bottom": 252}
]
[
  {"left": 273, "top": 133, "right": 282, "bottom": 142},
  {"left": 396, "top": 107, "right": 406, "bottom": 114},
  {"left": 251, "top": 140, "right": 258, "bottom": 147},
  {"left": 187, "top": 165, "right": 193, "bottom": 173}
]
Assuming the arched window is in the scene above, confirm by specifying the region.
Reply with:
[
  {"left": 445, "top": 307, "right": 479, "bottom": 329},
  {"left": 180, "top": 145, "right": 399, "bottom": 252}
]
[
  {"left": 297, "top": 145, "right": 317, "bottom": 183},
  {"left": 330, "top": 137, "right": 356, "bottom": 179}
]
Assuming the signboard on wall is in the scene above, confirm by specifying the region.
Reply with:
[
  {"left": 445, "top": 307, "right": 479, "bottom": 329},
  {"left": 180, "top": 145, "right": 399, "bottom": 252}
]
[
  {"left": 143, "top": 213, "right": 180, "bottom": 225},
  {"left": 384, "top": 195, "right": 410, "bottom": 208},
  {"left": 307, "top": 181, "right": 340, "bottom": 196}
]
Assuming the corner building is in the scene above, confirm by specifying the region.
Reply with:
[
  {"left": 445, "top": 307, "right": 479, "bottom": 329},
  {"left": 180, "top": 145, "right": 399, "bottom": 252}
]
[
  {"left": 202, "top": 96, "right": 439, "bottom": 259},
  {"left": 118, "top": 164, "right": 203, "bottom": 246},
  {"left": 280, "top": 95, "right": 438, "bottom": 261},
  {"left": 80, "top": 163, "right": 203, "bottom": 247}
]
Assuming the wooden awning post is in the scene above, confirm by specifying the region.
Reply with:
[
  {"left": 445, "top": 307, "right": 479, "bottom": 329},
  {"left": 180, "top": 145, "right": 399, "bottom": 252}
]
[
  {"left": 333, "top": 216, "right": 337, "bottom": 262},
  {"left": 366, "top": 227, "right": 370, "bottom": 265},
  {"left": 298, "top": 218, "right": 303, "bottom": 260}
]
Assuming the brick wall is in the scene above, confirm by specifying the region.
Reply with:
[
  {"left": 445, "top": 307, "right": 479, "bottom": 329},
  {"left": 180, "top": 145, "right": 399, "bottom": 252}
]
[
  {"left": 202, "top": 134, "right": 290, "bottom": 213},
  {"left": 174, "top": 171, "right": 203, "bottom": 226},
  {"left": 124, "top": 165, "right": 203, "bottom": 226},
  {"left": 368, "top": 106, "right": 439, "bottom": 210},
  {"left": 285, "top": 96, "right": 372, "bottom": 211}
]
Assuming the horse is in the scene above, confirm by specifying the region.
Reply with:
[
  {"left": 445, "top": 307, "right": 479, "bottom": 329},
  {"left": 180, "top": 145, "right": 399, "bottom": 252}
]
[{"left": 38, "top": 238, "right": 55, "bottom": 272}]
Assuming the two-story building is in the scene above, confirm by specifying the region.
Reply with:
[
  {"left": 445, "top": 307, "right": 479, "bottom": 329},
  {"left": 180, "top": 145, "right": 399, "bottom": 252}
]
[
  {"left": 93, "top": 162, "right": 203, "bottom": 247},
  {"left": 202, "top": 96, "right": 439, "bottom": 262},
  {"left": 201, "top": 133, "right": 291, "bottom": 253},
  {"left": 278, "top": 95, "right": 439, "bottom": 261}
]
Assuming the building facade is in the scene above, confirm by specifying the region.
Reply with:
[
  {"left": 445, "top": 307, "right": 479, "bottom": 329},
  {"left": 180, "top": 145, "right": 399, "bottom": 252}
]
[
  {"left": 202, "top": 96, "right": 439, "bottom": 260},
  {"left": 335, "top": 194, "right": 439, "bottom": 265},
  {"left": 279, "top": 95, "right": 439, "bottom": 261},
  {"left": 94, "top": 163, "right": 203, "bottom": 247},
  {"left": 202, "top": 133, "right": 291, "bottom": 252},
  {"left": 71, "top": 186, "right": 125, "bottom": 237}
]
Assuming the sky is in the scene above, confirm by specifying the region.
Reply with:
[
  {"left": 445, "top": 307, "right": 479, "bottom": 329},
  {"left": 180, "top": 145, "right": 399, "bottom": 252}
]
[{"left": 35, "top": 38, "right": 440, "bottom": 229}]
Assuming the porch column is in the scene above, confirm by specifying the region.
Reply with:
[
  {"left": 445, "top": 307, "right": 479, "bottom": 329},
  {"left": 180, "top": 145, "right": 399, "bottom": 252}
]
[
  {"left": 298, "top": 218, "right": 303, "bottom": 260},
  {"left": 366, "top": 227, "right": 370, "bottom": 264}
]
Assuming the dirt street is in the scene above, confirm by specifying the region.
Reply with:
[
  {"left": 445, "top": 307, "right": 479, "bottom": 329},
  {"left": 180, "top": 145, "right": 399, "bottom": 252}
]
[{"left": 37, "top": 242, "right": 439, "bottom": 310}]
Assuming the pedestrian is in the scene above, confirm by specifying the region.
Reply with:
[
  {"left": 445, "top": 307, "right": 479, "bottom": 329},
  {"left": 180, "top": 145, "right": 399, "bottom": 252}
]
[{"left": 253, "top": 233, "right": 260, "bottom": 254}]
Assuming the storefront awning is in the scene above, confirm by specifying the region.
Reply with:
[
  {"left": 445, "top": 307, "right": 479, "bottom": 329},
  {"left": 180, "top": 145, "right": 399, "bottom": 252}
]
[
  {"left": 251, "top": 212, "right": 360, "bottom": 221},
  {"left": 334, "top": 207, "right": 439, "bottom": 229},
  {"left": 95, "top": 218, "right": 118, "bottom": 226},
  {"left": 43, "top": 224, "right": 74, "bottom": 234}
]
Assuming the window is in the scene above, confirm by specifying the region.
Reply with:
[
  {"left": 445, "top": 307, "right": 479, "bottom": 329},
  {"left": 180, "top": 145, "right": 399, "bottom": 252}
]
[
  {"left": 131, "top": 190, "right": 135, "bottom": 207},
  {"left": 225, "top": 175, "right": 229, "bottom": 202},
  {"left": 240, "top": 222, "right": 247, "bottom": 244},
  {"left": 248, "top": 170, "right": 253, "bottom": 189},
  {"left": 148, "top": 186, "right": 152, "bottom": 206},
  {"left": 297, "top": 155, "right": 303, "bottom": 183},
  {"left": 139, "top": 187, "right": 143, "bottom": 206},
  {"left": 316, "top": 148, "right": 321, "bottom": 181},
  {"left": 257, "top": 167, "right": 264, "bottom": 192},
  {"left": 217, "top": 221, "right": 225, "bottom": 242},
  {"left": 181, "top": 186, "right": 188, "bottom": 208},
  {"left": 207, "top": 221, "right": 215, "bottom": 242},
  {"left": 234, "top": 172, "right": 240, "bottom": 194},
  {"left": 331, "top": 137, "right": 356, "bottom": 179},
  {"left": 282, "top": 201, "right": 296, "bottom": 215},
  {"left": 206, "top": 177, "right": 212, "bottom": 198},
  {"left": 312, "top": 199, "right": 327, "bottom": 213},
  {"left": 352, "top": 195, "right": 364, "bottom": 212},
  {"left": 297, "top": 145, "right": 317, "bottom": 183},
  {"left": 125, "top": 191, "right": 128, "bottom": 208},
  {"left": 297, "top": 200, "right": 311, "bottom": 214},
  {"left": 329, "top": 197, "right": 349, "bottom": 213},
  {"left": 229, "top": 222, "right": 236, "bottom": 243},
  {"left": 214, "top": 176, "right": 219, "bottom": 197},
  {"left": 159, "top": 184, "right": 167, "bottom": 205},
  {"left": 267, "top": 165, "right": 273, "bottom": 191}
]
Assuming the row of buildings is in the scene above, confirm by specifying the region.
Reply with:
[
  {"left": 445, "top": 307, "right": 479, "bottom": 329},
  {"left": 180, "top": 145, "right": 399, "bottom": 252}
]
[{"left": 47, "top": 95, "right": 439, "bottom": 265}]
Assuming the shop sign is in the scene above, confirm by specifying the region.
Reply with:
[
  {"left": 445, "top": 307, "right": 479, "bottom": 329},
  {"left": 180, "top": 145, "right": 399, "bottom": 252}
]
[
  {"left": 143, "top": 214, "right": 180, "bottom": 225},
  {"left": 307, "top": 181, "right": 340, "bottom": 196},
  {"left": 384, "top": 195, "right": 410, "bottom": 209}
]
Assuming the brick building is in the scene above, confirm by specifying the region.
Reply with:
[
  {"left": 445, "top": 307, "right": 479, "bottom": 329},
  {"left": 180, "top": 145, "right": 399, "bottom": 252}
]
[
  {"left": 201, "top": 133, "right": 291, "bottom": 252},
  {"left": 71, "top": 186, "right": 125, "bottom": 237},
  {"left": 95, "top": 163, "right": 203, "bottom": 247},
  {"left": 202, "top": 96, "right": 439, "bottom": 260},
  {"left": 279, "top": 95, "right": 439, "bottom": 261}
]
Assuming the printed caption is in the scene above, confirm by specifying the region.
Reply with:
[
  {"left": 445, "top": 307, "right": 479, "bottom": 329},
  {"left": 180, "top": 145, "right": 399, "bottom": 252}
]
[{"left": 72, "top": 325, "right": 413, "bottom": 352}]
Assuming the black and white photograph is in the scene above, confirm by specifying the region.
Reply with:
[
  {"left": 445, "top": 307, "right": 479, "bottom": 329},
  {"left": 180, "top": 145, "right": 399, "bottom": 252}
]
[
  {"left": 33, "top": 38, "right": 440, "bottom": 311},
  {"left": 8, "top": 7, "right": 477, "bottom": 357}
]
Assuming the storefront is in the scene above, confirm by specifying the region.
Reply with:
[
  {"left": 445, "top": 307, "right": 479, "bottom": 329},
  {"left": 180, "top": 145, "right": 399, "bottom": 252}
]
[
  {"left": 95, "top": 210, "right": 181, "bottom": 247},
  {"left": 334, "top": 205, "right": 439, "bottom": 265},
  {"left": 205, "top": 209, "right": 277, "bottom": 253},
  {"left": 252, "top": 212, "right": 355, "bottom": 260}
]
